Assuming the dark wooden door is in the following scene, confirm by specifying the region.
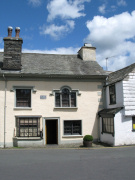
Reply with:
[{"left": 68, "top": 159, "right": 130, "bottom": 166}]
[{"left": 46, "top": 120, "right": 57, "bottom": 144}]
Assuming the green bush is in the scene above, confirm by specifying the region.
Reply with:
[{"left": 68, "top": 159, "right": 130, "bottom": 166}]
[{"left": 83, "top": 135, "right": 93, "bottom": 141}]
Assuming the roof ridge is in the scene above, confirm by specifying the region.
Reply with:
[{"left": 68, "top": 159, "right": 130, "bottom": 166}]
[
  {"left": 107, "top": 62, "right": 135, "bottom": 85},
  {"left": 109, "top": 62, "right": 135, "bottom": 76},
  {"left": 22, "top": 52, "right": 77, "bottom": 56}
]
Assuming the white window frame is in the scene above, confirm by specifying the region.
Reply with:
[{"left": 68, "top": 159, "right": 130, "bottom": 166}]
[
  {"left": 63, "top": 120, "right": 83, "bottom": 138},
  {"left": 10, "top": 86, "right": 36, "bottom": 109},
  {"left": 50, "top": 86, "right": 81, "bottom": 108},
  {"left": 109, "top": 84, "right": 116, "bottom": 105},
  {"left": 16, "top": 116, "right": 40, "bottom": 137}
]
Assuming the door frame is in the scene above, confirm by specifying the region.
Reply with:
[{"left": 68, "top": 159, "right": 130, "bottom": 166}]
[{"left": 43, "top": 117, "right": 60, "bottom": 145}]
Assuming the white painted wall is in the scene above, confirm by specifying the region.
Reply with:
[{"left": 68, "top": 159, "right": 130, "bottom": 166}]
[
  {"left": 123, "top": 70, "right": 135, "bottom": 116},
  {"left": 115, "top": 109, "right": 135, "bottom": 146},
  {"left": 101, "top": 69, "right": 135, "bottom": 146},
  {"left": 0, "top": 80, "right": 103, "bottom": 147},
  {"left": 99, "top": 109, "right": 135, "bottom": 146},
  {"left": 100, "top": 108, "right": 135, "bottom": 146},
  {"left": 0, "top": 81, "right": 5, "bottom": 147},
  {"left": 106, "top": 81, "right": 123, "bottom": 109}
]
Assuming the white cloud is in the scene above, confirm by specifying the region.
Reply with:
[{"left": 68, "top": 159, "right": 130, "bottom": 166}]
[
  {"left": 22, "top": 47, "right": 79, "bottom": 54},
  {"left": 47, "top": 0, "right": 90, "bottom": 21},
  {"left": 117, "top": 0, "right": 127, "bottom": 7},
  {"left": 40, "top": 20, "right": 75, "bottom": 39},
  {"left": 0, "top": 48, "right": 3, "bottom": 52},
  {"left": 41, "top": 0, "right": 90, "bottom": 39},
  {"left": 84, "top": 11, "right": 135, "bottom": 71},
  {"left": 98, "top": 4, "right": 106, "bottom": 14},
  {"left": 28, "top": 0, "right": 42, "bottom": 7}
]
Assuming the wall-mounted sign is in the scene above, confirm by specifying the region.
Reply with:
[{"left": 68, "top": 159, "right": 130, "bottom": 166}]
[{"left": 40, "top": 95, "right": 46, "bottom": 99}]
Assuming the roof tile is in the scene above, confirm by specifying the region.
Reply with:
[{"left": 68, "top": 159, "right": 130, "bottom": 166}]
[{"left": 0, "top": 52, "right": 106, "bottom": 77}]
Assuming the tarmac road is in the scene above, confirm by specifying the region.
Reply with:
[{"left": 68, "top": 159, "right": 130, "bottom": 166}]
[{"left": 0, "top": 146, "right": 135, "bottom": 180}]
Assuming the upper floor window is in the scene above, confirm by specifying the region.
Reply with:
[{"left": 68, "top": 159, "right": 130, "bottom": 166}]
[
  {"left": 109, "top": 84, "right": 116, "bottom": 105},
  {"left": 55, "top": 87, "right": 78, "bottom": 107},
  {"left": 16, "top": 89, "right": 31, "bottom": 107}
]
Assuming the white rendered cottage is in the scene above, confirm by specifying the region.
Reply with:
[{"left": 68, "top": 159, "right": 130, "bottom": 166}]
[
  {"left": 0, "top": 27, "right": 106, "bottom": 147},
  {"left": 99, "top": 63, "right": 135, "bottom": 146}
]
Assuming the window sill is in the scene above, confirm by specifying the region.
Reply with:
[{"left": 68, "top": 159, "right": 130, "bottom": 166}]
[
  {"left": 13, "top": 137, "right": 41, "bottom": 140},
  {"left": 62, "top": 135, "right": 83, "bottom": 138},
  {"left": 54, "top": 107, "right": 78, "bottom": 109},
  {"left": 14, "top": 107, "right": 32, "bottom": 110},
  {"left": 109, "top": 103, "right": 116, "bottom": 105},
  {"left": 101, "top": 132, "right": 114, "bottom": 137}
]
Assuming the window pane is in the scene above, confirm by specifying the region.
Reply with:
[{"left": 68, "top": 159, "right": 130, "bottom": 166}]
[
  {"left": 16, "top": 118, "right": 40, "bottom": 137},
  {"left": 16, "top": 89, "right": 31, "bottom": 107},
  {"left": 109, "top": 85, "right": 116, "bottom": 104},
  {"left": 55, "top": 93, "right": 60, "bottom": 107},
  {"left": 55, "top": 88, "right": 77, "bottom": 107},
  {"left": 102, "top": 118, "right": 106, "bottom": 132},
  {"left": 62, "top": 89, "right": 69, "bottom": 107},
  {"left": 73, "top": 121, "right": 81, "bottom": 135},
  {"left": 110, "top": 94, "right": 116, "bottom": 104},
  {"left": 64, "top": 121, "right": 72, "bottom": 135},
  {"left": 110, "top": 118, "right": 114, "bottom": 125},
  {"left": 64, "top": 121, "right": 81, "bottom": 135},
  {"left": 71, "top": 93, "right": 76, "bottom": 107},
  {"left": 102, "top": 118, "right": 114, "bottom": 134},
  {"left": 132, "top": 117, "right": 135, "bottom": 130},
  {"left": 62, "top": 94, "right": 69, "bottom": 107},
  {"left": 29, "top": 119, "right": 32, "bottom": 124},
  {"left": 109, "top": 86, "right": 115, "bottom": 94}
]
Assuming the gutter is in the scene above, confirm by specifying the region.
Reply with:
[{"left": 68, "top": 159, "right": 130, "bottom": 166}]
[
  {"left": 0, "top": 73, "right": 107, "bottom": 79},
  {"left": 3, "top": 74, "right": 7, "bottom": 148}
]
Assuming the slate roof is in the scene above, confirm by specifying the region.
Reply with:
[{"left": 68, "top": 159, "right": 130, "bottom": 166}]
[
  {"left": 98, "top": 107, "right": 123, "bottom": 117},
  {"left": 107, "top": 63, "right": 135, "bottom": 85},
  {"left": 0, "top": 52, "right": 106, "bottom": 78}
]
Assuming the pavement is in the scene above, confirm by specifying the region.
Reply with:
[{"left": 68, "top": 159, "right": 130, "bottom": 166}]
[
  {"left": 0, "top": 142, "right": 113, "bottom": 150},
  {"left": 1, "top": 142, "right": 135, "bottom": 150},
  {"left": 43, "top": 142, "right": 110, "bottom": 149}
]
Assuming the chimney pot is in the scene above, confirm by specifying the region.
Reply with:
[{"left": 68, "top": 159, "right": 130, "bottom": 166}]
[
  {"left": 8, "top": 26, "right": 13, "bottom": 37},
  {"left": 84, "top": 43, "right": 92, "bottom": 47},
  {"left": 15, "top": 27, "right": 20, "bottom": 38}
]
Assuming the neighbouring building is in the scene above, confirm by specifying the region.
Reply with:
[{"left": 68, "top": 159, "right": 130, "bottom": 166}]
[
  {"left": 99, "top": 63, "right": 135, "bottom": 146},
  {"left": 0, "top": 27, "right": 106, "bottom": 147}
]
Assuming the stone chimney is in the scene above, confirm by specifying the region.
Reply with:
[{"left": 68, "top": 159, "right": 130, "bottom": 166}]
[
  {"left": 78, "top": 43, "right": 96, "bottom": 61},
  {"left": 2, "top": 27, "right": 23, "bottom": 70}
]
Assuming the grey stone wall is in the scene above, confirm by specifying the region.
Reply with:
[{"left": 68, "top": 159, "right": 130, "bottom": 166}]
[{"left": 2, "top": 37, "right": 23, "bottom": 70}]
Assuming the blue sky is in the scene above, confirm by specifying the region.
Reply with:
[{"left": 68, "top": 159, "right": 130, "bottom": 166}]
[{"left": 0, "top": 0, "right": 135, "bottom": 71}]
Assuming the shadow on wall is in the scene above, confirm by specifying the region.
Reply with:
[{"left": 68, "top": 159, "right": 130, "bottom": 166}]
[
  {"left": 91, "top": 114, "right": 99, "bottom": 141},
  {"left": 91, "top": 94, "right": 104, "bottom": 141}
]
